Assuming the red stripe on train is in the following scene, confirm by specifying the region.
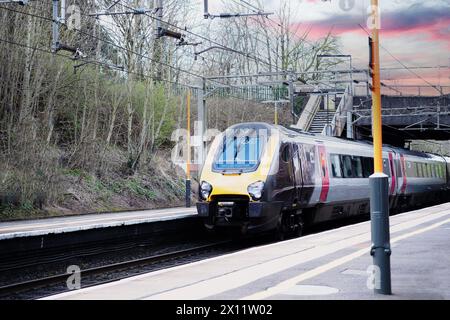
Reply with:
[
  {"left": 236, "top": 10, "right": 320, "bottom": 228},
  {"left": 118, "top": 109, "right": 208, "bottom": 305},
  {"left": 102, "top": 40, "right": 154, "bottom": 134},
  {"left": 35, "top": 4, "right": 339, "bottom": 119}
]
[{"left": 318, "top": 145, "right": 329, "bottom": 203}]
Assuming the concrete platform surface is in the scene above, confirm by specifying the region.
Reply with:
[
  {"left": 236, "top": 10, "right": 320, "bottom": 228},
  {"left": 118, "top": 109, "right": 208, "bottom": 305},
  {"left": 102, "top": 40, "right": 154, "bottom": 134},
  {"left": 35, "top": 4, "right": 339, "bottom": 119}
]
[
  {"left": 45, "top": 202, "right": 450, "bottom": 300},
  {"left": 0, "top": 207, "right": 197, "bottom": 240}
]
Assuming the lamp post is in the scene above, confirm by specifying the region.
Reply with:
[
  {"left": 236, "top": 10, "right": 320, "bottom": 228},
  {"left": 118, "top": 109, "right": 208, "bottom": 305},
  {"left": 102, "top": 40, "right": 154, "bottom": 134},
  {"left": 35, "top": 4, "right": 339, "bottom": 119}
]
[{"left": 369, "top": 0, "right": 392, "bottom": 295}]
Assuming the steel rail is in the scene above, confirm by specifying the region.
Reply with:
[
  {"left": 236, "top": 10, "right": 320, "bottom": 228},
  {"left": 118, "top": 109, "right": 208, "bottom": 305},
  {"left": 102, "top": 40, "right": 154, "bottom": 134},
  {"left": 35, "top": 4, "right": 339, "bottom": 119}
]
[{"left": 0, "top": 240, "right": 232, "bottom": 298}]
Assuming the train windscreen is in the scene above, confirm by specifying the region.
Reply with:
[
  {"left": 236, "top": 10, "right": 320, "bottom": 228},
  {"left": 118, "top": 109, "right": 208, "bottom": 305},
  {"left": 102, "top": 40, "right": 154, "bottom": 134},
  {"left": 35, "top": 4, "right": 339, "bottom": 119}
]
[{"left": 213, "top": 128, "right": 268, "bottom": 172}]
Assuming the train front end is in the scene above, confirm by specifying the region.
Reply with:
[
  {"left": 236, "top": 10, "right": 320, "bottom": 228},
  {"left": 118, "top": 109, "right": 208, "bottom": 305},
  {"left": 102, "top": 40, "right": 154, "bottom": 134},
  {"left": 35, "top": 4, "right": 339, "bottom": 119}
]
[{"left": 196, "top": 123, "right": 281, "bottom": 234}]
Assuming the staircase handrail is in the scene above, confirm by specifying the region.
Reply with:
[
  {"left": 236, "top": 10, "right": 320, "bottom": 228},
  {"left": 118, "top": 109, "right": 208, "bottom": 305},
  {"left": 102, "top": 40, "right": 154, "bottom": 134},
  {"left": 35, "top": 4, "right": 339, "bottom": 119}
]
[
  {"left": 295, "top": 94, "right": 322, "bottom": 131},
  {"left": 322, "top": 84, "right": 353, "bottom": 136}
]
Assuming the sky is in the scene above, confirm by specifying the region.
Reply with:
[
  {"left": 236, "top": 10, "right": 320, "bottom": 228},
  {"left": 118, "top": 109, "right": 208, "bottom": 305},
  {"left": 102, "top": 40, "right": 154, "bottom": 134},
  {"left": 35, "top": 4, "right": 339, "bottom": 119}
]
[{"left": 205, "top": 0, "right": 450, "bottom": 93}]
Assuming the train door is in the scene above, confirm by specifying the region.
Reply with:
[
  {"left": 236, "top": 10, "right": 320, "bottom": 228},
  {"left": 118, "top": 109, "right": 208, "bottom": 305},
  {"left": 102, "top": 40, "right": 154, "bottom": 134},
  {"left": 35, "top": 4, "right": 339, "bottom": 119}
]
[
  {"left": 292, "top": 144, "right": 303, "bottom": 205},
  {"left": 388, "top": 152, "right": 397, "bottom": 196},
  {"left": 276, "top": 143, "right": 296, "bottom": 204},
  {"left": 299, "top": 144, "right": 316, "bottom": 206}
]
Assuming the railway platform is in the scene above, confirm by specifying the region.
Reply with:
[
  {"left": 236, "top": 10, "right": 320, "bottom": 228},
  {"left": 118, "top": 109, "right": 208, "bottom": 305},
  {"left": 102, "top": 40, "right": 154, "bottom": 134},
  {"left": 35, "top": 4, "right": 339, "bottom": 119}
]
[
  {"left": 46, "top": 202, "right": 450, "bottom": 300},
  {"left": 0, "top": 207, "right": 197, "bottom": 240}
]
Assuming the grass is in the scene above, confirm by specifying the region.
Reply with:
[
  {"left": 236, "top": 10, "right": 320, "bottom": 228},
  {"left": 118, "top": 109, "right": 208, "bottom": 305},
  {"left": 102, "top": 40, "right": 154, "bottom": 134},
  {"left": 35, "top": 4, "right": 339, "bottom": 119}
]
[
  {"left": 62, "top": 168, "right": 86, "bottom": 177},
  {"left": 1, "top": 152, "right": 188, "bottom": 220},
  {"left": 0, "top": 203, "right": 47, "bottom": 220},
  {"left": 125, "top": 179, "right": 157, "bottom": 200}
]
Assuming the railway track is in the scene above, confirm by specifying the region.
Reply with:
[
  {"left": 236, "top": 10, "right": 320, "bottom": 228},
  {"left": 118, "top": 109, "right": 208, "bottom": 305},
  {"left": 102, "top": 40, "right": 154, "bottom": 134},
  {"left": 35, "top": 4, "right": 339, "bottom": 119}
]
[
  {"left": 0, "top": 236, "right": 169, "bottom": 272},
  {"left": 0, "top": 240, "right": 234, "bottom": 299},
  {"left": 0, "top": 212, "right": 390, "bottom": 300}
]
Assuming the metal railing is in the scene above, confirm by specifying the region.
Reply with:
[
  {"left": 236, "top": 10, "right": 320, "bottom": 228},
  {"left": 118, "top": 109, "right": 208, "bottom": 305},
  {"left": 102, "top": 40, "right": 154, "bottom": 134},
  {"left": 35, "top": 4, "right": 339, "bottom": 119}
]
[
  {"left": 322, "top": 84, "right": 353, "bottom": 136},
  {"left": 380, "top": 85, "right": 450, "bottom": 97},
  {"left": 353, "top": 105, "right": 450, "bottom": 119},
  {"left": 295, "top": 94, "right": 322, "bottom": 131}
]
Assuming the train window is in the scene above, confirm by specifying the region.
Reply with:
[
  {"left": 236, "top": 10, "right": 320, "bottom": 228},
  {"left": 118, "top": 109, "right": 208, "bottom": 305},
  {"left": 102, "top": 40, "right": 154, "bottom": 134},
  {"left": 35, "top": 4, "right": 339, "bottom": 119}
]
[
  {"left": 330, "top": 154, "right": 343, "bottom": 178},
  {"left": 431, "top": 164, "right": 436, "bottom": 178},
  {"left": 414, "top": 163, "right": 419, "bottom": 177},
  {"left": 213, "top": 128, "right": 269, "bottom": 172},
  {"left": 406, "top": 161, "right": 414, "bottom": 177},
  {"left": 427, "top": 163, "right": 432, "bottom": 178},
  {"left": 382, "top": 159, "right": 390, "bottom": 177},
  {"left": 341, "top": 155, "right": 353, "bottom": 178},
  {"left": 362, "top": 157, "right": 374, "bottom": 178},
  {"left": 352, "top": 156, "right": 364, "bottom": 178},
  {"left": 281, "top": 145, "right": 291, "bottom": 163},
  {"left": 418, "top": 163, "right": 423, "bottom": 178}
]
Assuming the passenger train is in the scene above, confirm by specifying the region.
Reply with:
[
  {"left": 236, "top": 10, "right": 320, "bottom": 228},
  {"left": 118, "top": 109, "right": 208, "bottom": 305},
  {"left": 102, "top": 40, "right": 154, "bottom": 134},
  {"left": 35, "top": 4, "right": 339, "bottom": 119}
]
[{"left": 196, "top": 122, "right": 450, "bottom": 238}]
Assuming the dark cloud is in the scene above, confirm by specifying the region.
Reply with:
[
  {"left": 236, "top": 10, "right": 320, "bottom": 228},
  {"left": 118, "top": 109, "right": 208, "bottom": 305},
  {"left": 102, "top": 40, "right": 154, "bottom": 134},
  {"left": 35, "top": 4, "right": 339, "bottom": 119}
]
[
  {"left": 293, "top": 2, "right": 450, "bottom": 41},
  {"left": 383, "top": 3, "right": 450, "bottom": 31}
]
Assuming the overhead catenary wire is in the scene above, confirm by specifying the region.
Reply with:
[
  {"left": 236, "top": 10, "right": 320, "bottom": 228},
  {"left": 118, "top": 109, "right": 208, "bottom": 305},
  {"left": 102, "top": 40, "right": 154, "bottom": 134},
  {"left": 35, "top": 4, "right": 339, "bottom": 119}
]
[
  {"left": 0, "top": 4, "right": 269, "bottom": 101},
  {"left": 117, "top": 0, "right": 281, "bottom": 72},
  {"left": 357, "top": 23, "right": 444, "bottom": 95},
  {"left": 5, "top": 2, "right": 445, "bottom": 103},
  {"left": 1, "top": 36, "right": 271, "bottom": 103},
  {"left": 0, "top": 36, "right": 194, "bottom": 88},
  {"left": 75, "top": 3, "right": 280, "bottom": 94},
  {"left": 77, "top": 9, "right": 224, "bottom": 73},
  {"left": 208, "top": 0, "right": 362, "bottom": 88},
  {"left": 90, "top": 0, "right": 356, "bottom": 94}
]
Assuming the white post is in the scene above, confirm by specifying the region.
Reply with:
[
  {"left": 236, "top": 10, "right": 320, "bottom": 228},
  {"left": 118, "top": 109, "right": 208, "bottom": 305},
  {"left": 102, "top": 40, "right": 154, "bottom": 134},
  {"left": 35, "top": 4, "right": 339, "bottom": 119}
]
[{"left": 60, "top": 0, "right": 66, "bottom": 24}]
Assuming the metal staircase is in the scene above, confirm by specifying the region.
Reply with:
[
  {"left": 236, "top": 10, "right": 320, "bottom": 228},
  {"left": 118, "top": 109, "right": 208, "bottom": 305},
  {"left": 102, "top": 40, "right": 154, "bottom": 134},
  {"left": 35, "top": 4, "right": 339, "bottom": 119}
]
[
  {"left": 308, "top": 110, "right": 333, "bottom": 134},
  {"left": 291, "top": 84, "right": 354, "bottom": 137}
]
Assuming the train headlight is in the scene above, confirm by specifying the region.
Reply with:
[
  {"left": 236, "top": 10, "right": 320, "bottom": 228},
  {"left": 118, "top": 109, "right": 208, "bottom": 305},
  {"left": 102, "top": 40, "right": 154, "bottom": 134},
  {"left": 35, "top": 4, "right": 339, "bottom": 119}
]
[
  {"left": 200, "top": 181, "right": 213, "bottom": 200},
  {"left": 247, "top": 181, "right": 265, "bottom": 201}
]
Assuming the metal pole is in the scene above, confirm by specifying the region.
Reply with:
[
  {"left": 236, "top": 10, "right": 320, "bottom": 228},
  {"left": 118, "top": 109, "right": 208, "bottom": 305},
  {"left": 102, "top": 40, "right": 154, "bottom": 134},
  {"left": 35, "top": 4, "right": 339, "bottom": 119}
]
[
  {"left": 186, "top": 89, "right": 191, "bottom": 208},
  {"left": 289, "top": 76, "right": 295, "bottom": 124},
  {"left": 52, "top": 0, "right": 60, "bottom": 52},
  {"left": 347, "top": 86, "right": 355, "bottom": 139},
  {"left": 60, "top": 0, "right": 66, "bottom": 24},
  {"left": 369, "top": 0, "right": 391, "bottom": 295},
  {"left": 347, "top": 111, "right": 353, "bottom": 139},
  {"left": 197, "top": 80, "right": 206, "bottom": 174},
  {"left": 349, "top": 56, "right": 353, "bottom": 95},
  {"left": 203, "top": 0, "right": 209, "bottom": 19},
  {"left": 274, "top": 102, "right": 278, "bottom": 125},
  {"left": 155, "top": 0, "right": 163, "bottom": 37},
  {"left": 366, "top": 71, "right": 370, "bottom": 97}
]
